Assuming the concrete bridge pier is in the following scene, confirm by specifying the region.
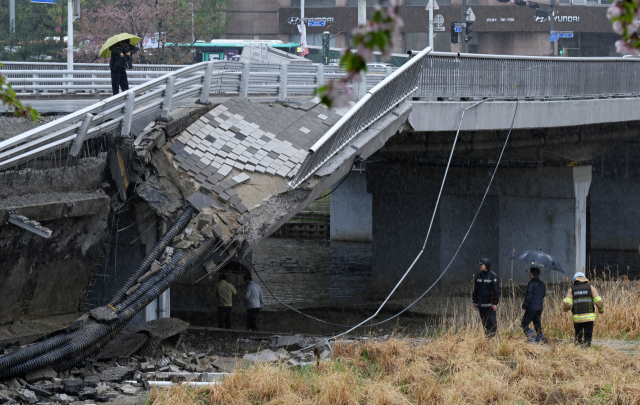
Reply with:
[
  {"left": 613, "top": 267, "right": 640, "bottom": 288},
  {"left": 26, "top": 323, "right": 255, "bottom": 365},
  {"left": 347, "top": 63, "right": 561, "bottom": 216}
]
[
  {"left": 367, "top": 163, "right": 591, "bottom": 296},
  {"left": 573, "top": 166, "right": 592, "bottom": 275}
]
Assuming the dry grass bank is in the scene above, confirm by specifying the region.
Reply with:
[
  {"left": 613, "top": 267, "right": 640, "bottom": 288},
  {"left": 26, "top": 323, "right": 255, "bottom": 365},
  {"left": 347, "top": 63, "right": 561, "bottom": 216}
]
[
  {"left": 433, "top": 277, "right": 640, "bottom": 340},
  {"left": 149, "top": 334, "right": 640, "bottom": 405},
  {"left": 149, "top": 279, "right": 640, "bottom": 405}
]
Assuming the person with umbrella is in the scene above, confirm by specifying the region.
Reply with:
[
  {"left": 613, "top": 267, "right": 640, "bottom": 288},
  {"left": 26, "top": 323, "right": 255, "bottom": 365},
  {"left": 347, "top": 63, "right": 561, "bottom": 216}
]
[
  {"left": 562, "top": 272, "right": 604, "bottom": 347},
  {"left": 99, "top": 33, "right": 141, "bottom": 95},
  {"left": 472, "top": 258, "right": 500, "bottom": 338},
  {"left": 521, "top": 267, "right": 546, "bottom": 343}
]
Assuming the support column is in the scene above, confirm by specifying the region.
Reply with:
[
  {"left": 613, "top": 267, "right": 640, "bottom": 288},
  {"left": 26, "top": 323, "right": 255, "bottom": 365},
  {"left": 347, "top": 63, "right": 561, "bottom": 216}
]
[{"left": 573, "top": 166, "right": 592, "bottom": 274}]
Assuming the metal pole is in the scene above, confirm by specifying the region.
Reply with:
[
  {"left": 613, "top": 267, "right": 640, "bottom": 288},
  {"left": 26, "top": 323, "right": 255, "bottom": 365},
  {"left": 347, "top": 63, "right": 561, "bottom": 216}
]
[
  {"left": 9, "top": 0, "right": 15, "bottom": 33},
  {"left": 358, "top": 0, "right": 366, "bottom": 26},
  {"left": 549, "top": 0, "right": 555, "bottom": 56},
  {"left": 67, "top": 0, "right": 73, "bottom": 71},
  {"left": 301, "top": 0, "right": 304, "bottom": 29},
  {"left": 428, "top": 0, "right": 434, "bottom": 50},
  {"left": 191, "top": 3, "right": 195, "bottom": 44},
  {"left": 322, "top": 31, "right": 330, "bottom": 65},
  {"left": 460, "top": 0, "right": 466, "bottom": 53}
]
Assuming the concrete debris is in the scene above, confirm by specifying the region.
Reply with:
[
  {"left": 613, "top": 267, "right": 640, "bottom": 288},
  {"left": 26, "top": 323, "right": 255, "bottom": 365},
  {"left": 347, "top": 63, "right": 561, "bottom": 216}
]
[
  {"left": 119, "top": 384, "right": 143, "bottom": 395},
  {"left": 136, "top": 174, "right": 184, "bottom": 219},
  {"left": 243, "top": 349, "right": 279, "bottom": 363},
  {"left": 52, "top": 393, "right": 75, "bottom": 403},
  {"left": 97, "top": 332, "right": 148, "bottom": 360},
  {"left": 24, "top": 367, "right": 56, "bottom": 383},
  {"left": 89, "top": 305, "right": 119, "bottom": 322},
  {"left": 130, "top": 318, "right": 190, "bottom": 341},
  {"left": 276, "top": 335, "right": 301, "bottom": 350},
  {"left": 85, "top": 366, "right": 135, "bottom": 383},
  {"left": 17, "top": 389, "right": 37, "bottom": 403}
]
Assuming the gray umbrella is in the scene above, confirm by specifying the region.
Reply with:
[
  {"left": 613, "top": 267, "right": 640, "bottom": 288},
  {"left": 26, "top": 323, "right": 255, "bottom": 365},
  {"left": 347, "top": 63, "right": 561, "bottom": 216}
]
[{"left": 510, "top": 250, "right": 564, "bottom": 273}]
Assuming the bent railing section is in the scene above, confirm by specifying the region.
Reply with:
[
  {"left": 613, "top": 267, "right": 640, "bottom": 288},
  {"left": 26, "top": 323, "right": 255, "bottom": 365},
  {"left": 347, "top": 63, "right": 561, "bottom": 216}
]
[
  {"left": 415, "top": 52, "right": 640, "bottom": 99},
  {"left": 289, "top": 47, "right": 432, "bottom": 189},
  {"left": 0, "top": 61, "right": 397, "bottom": 172}
]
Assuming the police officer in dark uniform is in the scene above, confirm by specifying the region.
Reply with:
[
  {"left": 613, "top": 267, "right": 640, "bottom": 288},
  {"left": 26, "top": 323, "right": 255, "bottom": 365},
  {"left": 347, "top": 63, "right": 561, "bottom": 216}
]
[{"left": 472, "top": 258, "right": 500, "bottom": 337}]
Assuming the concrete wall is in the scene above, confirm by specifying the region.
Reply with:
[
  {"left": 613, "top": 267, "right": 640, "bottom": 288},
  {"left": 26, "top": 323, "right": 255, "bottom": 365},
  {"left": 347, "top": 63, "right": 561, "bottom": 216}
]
[
  {"left": 330, "top": 170, "right": 372, "bottom": 242},
  {"left": 367, "top": 163, "right": 575, "bottom": 295}
]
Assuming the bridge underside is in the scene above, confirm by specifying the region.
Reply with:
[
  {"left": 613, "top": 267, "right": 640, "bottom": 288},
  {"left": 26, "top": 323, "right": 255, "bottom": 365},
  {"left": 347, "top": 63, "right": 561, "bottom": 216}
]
[{"left": 354, "top": 115, "right": 640, "bottom": 295}]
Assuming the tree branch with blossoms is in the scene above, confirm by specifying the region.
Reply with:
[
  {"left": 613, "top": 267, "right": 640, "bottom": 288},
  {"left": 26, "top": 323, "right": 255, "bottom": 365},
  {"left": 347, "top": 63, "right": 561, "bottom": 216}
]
[
  {"left": 0, "top": 65, "right": 40, "bottom": 121},
  {"left": 608, "top": 0, "right": 640, "bottom": 55},
  {"left": 315, "top": 0, "right": 403, "bottom": 109}
]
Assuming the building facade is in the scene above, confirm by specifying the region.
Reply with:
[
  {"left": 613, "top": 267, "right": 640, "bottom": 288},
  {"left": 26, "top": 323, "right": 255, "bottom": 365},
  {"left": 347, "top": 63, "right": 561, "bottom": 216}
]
[{"left": 224, "top": 0, "right": 619, "bottom": 56}]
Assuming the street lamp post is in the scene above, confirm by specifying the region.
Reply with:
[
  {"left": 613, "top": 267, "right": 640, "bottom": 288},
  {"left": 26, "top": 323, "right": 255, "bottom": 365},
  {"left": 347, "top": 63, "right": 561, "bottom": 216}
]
[
  {"left": 191, "top": 2, "right": 195, "bottom": 44},
  {"left": 67, "top": 0, "right": 73, "bottom": 72},
  {"left": 9, "top": 0, "right": 15, "bottom": 33}
]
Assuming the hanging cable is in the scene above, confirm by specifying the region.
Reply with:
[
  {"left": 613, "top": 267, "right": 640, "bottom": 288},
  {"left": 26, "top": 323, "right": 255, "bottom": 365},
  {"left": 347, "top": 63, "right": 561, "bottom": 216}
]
[{"left": 251, "top": 99, "right": 519, "bottom": 334}]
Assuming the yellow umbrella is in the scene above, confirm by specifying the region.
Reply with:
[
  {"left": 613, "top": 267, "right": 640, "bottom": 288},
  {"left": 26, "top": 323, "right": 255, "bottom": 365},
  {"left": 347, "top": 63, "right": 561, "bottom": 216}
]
[{"left": 99, "top": 33, "right": 142, "bottom": 59}]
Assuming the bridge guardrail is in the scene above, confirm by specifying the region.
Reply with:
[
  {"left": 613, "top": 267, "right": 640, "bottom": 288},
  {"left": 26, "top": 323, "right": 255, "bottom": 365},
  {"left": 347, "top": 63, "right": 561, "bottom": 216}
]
[
  {"left": 289, "top": 47, "right": 432, "bottom": 189},
  {"left": 2, "top": 63, "right": 395, "bottom": 95},
  {"left": 0, "top": 61, "right": 397, "bottom": 171},
  {"left": 415, "top": 52, "right": 640, "bottom": 99}
]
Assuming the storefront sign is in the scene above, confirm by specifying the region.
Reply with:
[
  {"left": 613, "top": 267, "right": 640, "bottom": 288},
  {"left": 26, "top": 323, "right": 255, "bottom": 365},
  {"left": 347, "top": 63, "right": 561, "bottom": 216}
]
[{"left": 288, "top": 17, "right": 335, "bottom": 25}]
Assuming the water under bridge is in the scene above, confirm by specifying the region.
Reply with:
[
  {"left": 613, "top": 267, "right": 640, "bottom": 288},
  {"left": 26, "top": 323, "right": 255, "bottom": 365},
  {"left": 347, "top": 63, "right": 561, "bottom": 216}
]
[{"left": 1, "top": 49, "right": 640, "bottom": 374}]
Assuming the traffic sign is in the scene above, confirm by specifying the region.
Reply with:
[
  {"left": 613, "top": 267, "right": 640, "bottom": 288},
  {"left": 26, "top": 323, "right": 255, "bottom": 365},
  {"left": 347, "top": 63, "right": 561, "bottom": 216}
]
[
  {"left": 30, "top": 0, "right": 56, "bottom": 3},
  {"left": 308, "top": 21, "right": 325, "bottom": 27},
  {"left": 549, "top": 33, "right": 559, "bottom": 42},
  {"left": 557, "top": 31, "right": 574, "bottom": 38},
  {"left": 466, "top": 7, "right": 476, "bottom": 21},
  {"left": 426, "top": 0, "right": 440, "bottom": 10},
  {"left": 455, "top": 26, "right": 462, "bottom": 32},
  {"left": 433, "top": 14, "right": 445, "bottom": 31}
]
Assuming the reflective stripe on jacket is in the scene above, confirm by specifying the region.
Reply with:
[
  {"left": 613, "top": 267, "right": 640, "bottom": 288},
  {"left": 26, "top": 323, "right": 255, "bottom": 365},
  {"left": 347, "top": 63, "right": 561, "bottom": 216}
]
[
  {"left": 473, "top": 270, "right": 500, "bottom": 307},
  {"left": 562, "top": 277, "right": 604, "bottom": 323}
]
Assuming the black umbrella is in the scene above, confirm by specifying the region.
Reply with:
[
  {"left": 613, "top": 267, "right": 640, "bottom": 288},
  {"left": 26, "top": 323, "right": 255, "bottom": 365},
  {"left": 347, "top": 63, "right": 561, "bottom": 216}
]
[{"left": 510, "top": 250, "right": 564, "bottom": 273}]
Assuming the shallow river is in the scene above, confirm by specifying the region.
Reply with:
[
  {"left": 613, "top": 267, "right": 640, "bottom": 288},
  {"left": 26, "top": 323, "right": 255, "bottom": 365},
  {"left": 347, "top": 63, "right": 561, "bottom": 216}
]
[{"left": 251, "top": 238, "right": 373, "bottom": 307}]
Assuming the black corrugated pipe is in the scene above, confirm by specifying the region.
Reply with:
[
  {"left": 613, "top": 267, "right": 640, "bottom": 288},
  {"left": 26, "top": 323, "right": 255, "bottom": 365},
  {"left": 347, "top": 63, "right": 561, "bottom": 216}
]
[
  {"left": 115, "top": 252, "right": 184, "bottom": 312},
  {"left": 54, "top": 240, "right": 217, "bottom": 371},
  {"left": 0, "top": 208, "right": 195, "bottom": 372},
  {"left": 107, "top": 207, "right": 194, "bottom": 306},
  {"left": 0, "top": 238, "right": 216, "bottom": 379},
  {"left": 0, "top": 328, "right": 84, "bottom": 371}
]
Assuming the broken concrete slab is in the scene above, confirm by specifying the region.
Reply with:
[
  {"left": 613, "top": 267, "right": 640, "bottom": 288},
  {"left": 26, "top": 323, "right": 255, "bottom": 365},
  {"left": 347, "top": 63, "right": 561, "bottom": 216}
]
[
  {"left": 97, "top": 332, "right": 148, "bottom": 360},
  {"left": 24, "top": 367, "right": 57, "bottom": 383},
  {"left": 85, "top": 366, "right": 135, "bottom": 384},
  {"left": 136, "top": 175, "right": 184, "bottom": 219},
  {"left": 276, "top": 335, "right": 301, "bottom": 350},
  {"left": 243, "top": 349, "right": 279, "bottom": 363},
  {"left": 212, "top": 358, "right": 250, "bottom": 373},
  {"left": 131, "top": 318, "right": 190, "bottom": 341},
  {"left": 89, "top": 305, "right": 118, "bottom": 323}
]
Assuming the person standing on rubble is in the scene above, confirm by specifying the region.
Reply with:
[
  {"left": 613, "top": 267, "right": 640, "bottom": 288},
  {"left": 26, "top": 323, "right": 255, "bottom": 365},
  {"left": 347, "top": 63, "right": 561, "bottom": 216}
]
[
  {"left": 243, "top": 274, "right": 264, "bottom": 331},
  {"left": 213, "top": 274, "right": 237, "bottom": 329}
]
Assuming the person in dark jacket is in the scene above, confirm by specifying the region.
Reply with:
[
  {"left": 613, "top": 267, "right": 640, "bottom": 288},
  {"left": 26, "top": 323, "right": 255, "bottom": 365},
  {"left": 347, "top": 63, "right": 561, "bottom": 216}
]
[
  {"left": 521, "top": 267, "right": 546, "bottom": 343},
  {"left": 472, "top": 258, "right": 500, "bottom": 337},
  {"left": 109, "top": 39, "right": 136, "bottom": 95}
]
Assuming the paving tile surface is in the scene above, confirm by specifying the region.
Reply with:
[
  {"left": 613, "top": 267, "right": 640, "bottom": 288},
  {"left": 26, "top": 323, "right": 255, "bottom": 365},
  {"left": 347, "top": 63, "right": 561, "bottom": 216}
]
[{"left": 168, "top": 98, "right": 351, "bottom": 213}]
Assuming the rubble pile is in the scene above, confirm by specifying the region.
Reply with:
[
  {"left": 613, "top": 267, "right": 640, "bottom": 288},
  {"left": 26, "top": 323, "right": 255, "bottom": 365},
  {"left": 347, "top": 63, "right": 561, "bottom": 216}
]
[{"left": 0, "top": 321, "right": 339, "bottom": 404}]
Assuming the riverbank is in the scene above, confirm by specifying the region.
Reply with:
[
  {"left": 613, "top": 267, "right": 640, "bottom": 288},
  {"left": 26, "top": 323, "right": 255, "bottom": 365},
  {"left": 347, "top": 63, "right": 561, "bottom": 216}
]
[{"left": 149, "top": 334, "right": 640, "bottom": 405}]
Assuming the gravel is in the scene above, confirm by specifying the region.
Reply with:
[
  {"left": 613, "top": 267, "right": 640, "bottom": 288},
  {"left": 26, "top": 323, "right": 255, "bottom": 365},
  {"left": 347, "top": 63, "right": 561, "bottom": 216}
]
[{"left": 0, "top": 115, "right": 66, "bottom": 141}]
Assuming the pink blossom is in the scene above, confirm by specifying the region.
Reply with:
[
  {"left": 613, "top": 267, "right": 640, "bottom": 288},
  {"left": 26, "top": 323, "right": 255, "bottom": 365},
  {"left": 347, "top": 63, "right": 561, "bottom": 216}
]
[
  {"left": 628, "top": 20, "right": 640, "bottom": 34},
  {"left": 607, "top": 3, "right": 625, "bottom": 19},
  {"left": 613, "top": 20, "right": 625, "bottom": 35},
  {"left": 615, "top": 39, "right": 640, "bottom": 55},
  {"left": 322, "top": 79, "right": 353, "bottom": 109},
  {"left": 356, "top": 41, "right": 375, "bottom": 63}
]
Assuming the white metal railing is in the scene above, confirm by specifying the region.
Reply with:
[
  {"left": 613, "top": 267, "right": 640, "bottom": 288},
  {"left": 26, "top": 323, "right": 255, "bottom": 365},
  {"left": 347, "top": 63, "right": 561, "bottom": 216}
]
[
  {"left": 289, "top": 47, "right": 432, "bottom": 188},
  {"left": 2, "top": 62, "right": 395, "bottom": 95},
  {"left": 415, "top": 52, "right": 640, "bottom": 99},
  {"left": 0, "top": 61, "right": 397, "bottom": 171}
]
